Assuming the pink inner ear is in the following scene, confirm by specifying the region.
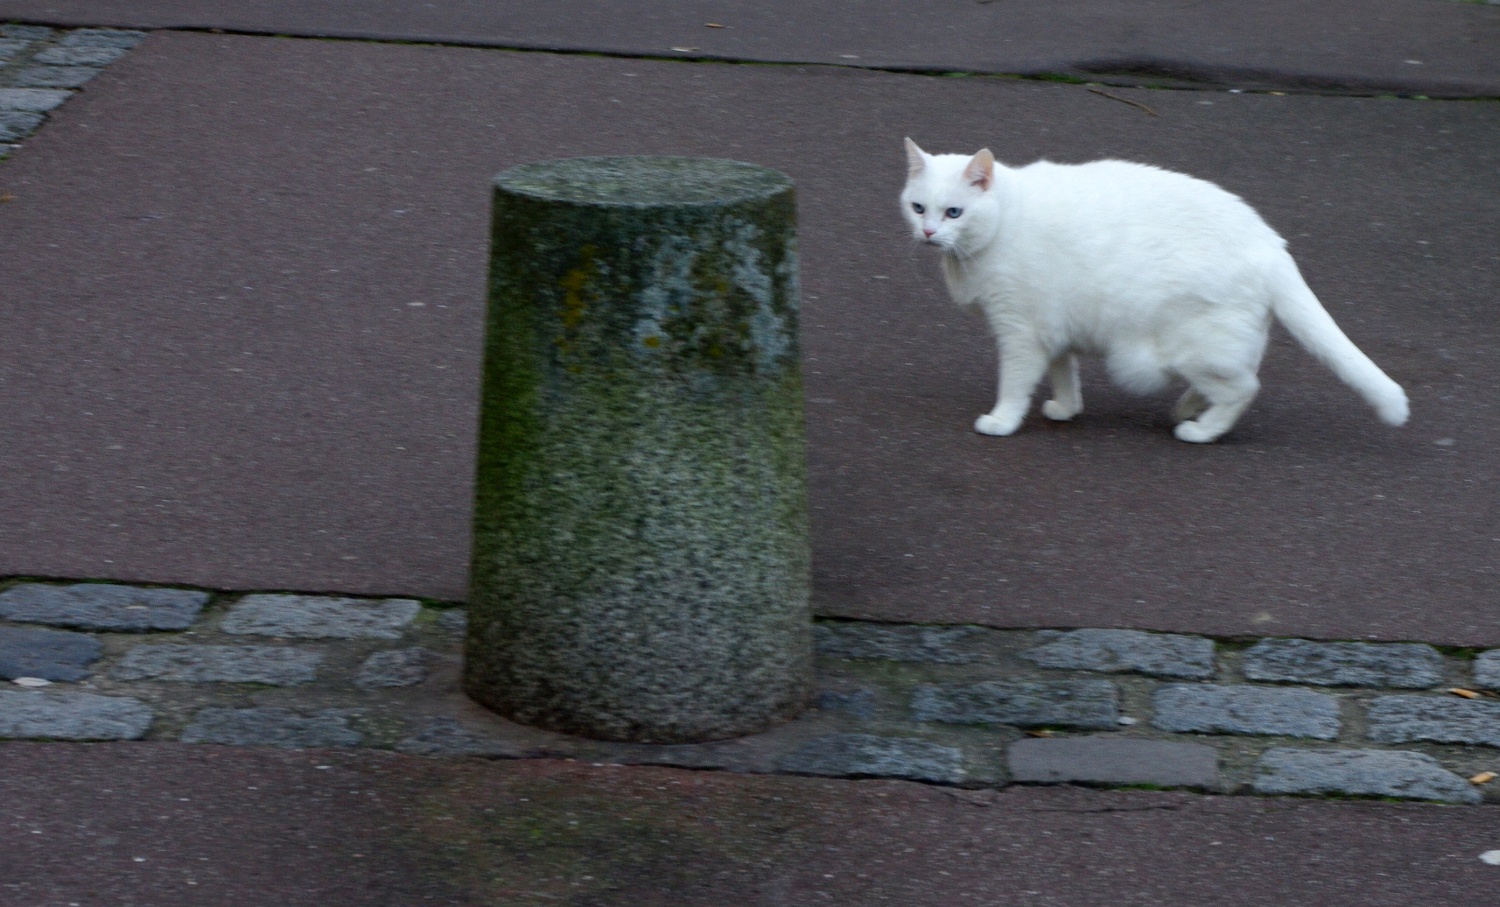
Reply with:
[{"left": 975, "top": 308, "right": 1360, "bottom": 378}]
[{"left": 964, "top": 149, "right": 995, "bottom": 190}]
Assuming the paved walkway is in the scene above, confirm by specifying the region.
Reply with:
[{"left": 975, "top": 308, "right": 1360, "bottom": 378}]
[
  {"left": 2, "top": 27, "right": 1499, "bottom": 642},
  {"left": 8, "top": 743, "right": 1498, "bottom": 906},
  {"left": 1, "top": 13, "right": 1498, "bottom": 905},
  {"left": 3, "top": 0, "right": 1497, "bottom": 95}
]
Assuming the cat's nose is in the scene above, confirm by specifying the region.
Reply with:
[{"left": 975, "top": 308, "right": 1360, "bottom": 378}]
[{"left": 922, "top": 227, "right": 936, "bottom": 238}]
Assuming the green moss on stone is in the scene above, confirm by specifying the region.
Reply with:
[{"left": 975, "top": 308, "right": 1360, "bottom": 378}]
[{"left": 467, "top": 157, "right": 812, "bottom": 744}]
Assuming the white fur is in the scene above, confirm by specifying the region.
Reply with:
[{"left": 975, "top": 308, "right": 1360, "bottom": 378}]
[{"left": 900, "top": 138, "right": 1409, "bottom": 442}]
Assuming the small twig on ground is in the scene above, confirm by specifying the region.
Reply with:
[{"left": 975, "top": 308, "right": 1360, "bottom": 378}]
[{"left": 1087, "top": 87, "right": 1160, "bottom": 117}]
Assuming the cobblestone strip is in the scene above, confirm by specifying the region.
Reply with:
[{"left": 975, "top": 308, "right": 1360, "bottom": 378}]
[
  {"left": 3, "top": 578, "right": 1499, "bottom": 804},
  {"left": 0, "top": 26, "right": 146, "bottom": 158}
]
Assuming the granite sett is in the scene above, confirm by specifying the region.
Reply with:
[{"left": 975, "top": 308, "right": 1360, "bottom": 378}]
[
  {"left": 14, "top": 67, "right": 101, "bottom": 88},
  {"left": 0, "top": 87, "right": 70, "bottom": 112},
  {"left": 0, "top": 690, "right": 154, "bottom": 740},
  {"left": 1020, "top": 629, "right": 1215, "bottom": 679},
  {"left": 912, "top": 679, "right": 1120, "bottom": 729},
  {"left": 221, "top": 594, "right": 421, "bottom": 639},
  {"left": 180, "top": 706, "right": 363, "bottom": 748},
  {"left": 354, "top": 647, "right": 432, "bottom": 688},
  {"left": 0, "top": 583, "right": 209, "bottom": 631},
  {"left": 1366, "top": 695, "right": 1500, "bottom": 748},
  {"left": 1152, "top": 684, "right": 1340, "bottom": 739},
  {"left": 1475, "top": 650, "right": 1500, "bottom": 690},
  {"left": 815, "top": 623, "right": 982, "bottom": 664},
  {"left": 1253, "top": 748, "right": 1480, "bottom": 804},
  {"left": 1242, "top": 639, "right": 1442, "bottom": 688},
  {"left": 1008, "top": 736, "right": 1219, "bottom": 788},
  {"left": 112, "top": 644, "right": 324, "bottom": 685},
  {"left": 777, "top": 733, "right": 965, "bottom": 784},
  {"left": 0, "top": 626, "right": 101, "bottom": 681}
]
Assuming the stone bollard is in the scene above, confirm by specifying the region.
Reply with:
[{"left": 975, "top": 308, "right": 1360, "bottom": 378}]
[{"left": 464, "top": 156, "right": 812, "bottom": 743}]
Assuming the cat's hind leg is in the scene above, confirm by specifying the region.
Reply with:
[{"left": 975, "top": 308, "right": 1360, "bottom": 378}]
[
  {"left": 975, "top": 337, "right": 1050, "bottom": 436},
  {"left": 1171, "top": 388, "right": 1207, "bottom": 424},
  {"left": 1041, "top": 353, "right": 1083, "bottom": 421},
  {"left": 1172, "top": 368, "right": 1259, "bottom": 443}
]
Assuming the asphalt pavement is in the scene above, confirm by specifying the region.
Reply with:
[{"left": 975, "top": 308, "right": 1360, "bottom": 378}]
[
  {"left": 0, "top": 5, "right": 1498, "bottom": 904},
  {"left": 2, "top": 30, "right": 1498, "bottom": 642}
]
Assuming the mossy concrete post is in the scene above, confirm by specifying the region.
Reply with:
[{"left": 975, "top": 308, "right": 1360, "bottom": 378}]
[{"left": 465, "top": 156, "right": 812, "bottom": 743}]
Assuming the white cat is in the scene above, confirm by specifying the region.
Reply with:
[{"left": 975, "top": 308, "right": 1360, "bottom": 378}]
[{"left": 900, "top": 138, "right": 1408, "bottom": 442}]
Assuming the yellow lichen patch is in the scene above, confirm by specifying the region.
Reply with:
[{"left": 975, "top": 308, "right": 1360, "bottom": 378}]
[{"left": 555, "top": 245, "right": 599, "bottom": 355}]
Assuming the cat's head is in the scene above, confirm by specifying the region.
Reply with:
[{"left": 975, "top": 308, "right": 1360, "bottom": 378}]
[{"left": 900, "top": 138, "right": 1001, "bottom": 256}]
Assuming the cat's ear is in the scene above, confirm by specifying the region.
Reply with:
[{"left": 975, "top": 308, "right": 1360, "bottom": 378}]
[
  {"left": 964, "top": 148, "right": 996, "bottom": 191},
  {"left": 904, "top": 137, "right": 927, "bottom": 177}
]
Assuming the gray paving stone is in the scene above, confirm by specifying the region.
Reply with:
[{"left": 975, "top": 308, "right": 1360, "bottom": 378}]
[
  {"left": 1254, "top": 748, "right": 1481, "bottom": 804},
  {"left": 221, "top": 594, "right": 420, "bottom": 639},
  {"left": 57, "top": 29, "right": 147, "bottom": 49},
  {"left": 0, "top": 690, "right": 153, "bottom": 740},
  {"left": 0, "top": 583, "right": 209, "bottom": 631},
  {"left": 180, "top": 707, "right": 362, "bottom": 748},
  {"left": 1366, "top": 695, "right": 1500, "bottom": 747},
  {"left": 0, "top": 25, "right": 55, "bottom": 41},
  {"left": 0, "top": 110, "right": 43, "bottom": 142},
  {"left": 0, "top": 626, "right": 101, "bottom": 682},
  {"left": 14, "top": 66, "right": 98, "bottom": 89},
  {"left": 1152, "top": 684, "right": 1340, "bottom": 739},
  {"left": 1020, "top": 629, "right": 1215, "bottom": 679},
  {"left": 1008, "top": 736, "right": 1219, "bottom": 788},
  {"left": 777, "top": 733, "right": 964, "bottom": 783},
  {"left": 912, "top": 679, "right": 1120, "bottom": 729},
  {"left": 354, "top": 647, "right": 430, "bottom": 688},
  {"left": 1475, "top": 650, "right": 1500, "bottom": 690},
  {"left": 0, "top": 88, "right": 71, "bottom": 112},
  {"left": 1242, "top": 638, "right": 1443, "bottom": 688},
  {"left": 815, "top": 688, "right": 877, "bottom": 719},
  {"left": 395, "top": 718, "right": 525, "bottom": 757},
  {"left": 32, "top": 46, "right": 127, "bottom": 67},
  {"left": 0, "top": 38, "right": 30, "bottom": 62},
  {"left": 814, "top": 623, "right": 981, "bottom": 664},
  {"left": 112, "top": 644, "right": 322, "bottom": 685}
]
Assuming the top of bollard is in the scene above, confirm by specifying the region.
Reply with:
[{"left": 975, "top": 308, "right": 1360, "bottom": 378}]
[{"left": 494, "top": 156, "right": 792, "bottom": 207}]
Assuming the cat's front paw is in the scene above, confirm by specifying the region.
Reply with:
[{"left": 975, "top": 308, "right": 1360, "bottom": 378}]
[{"left": 974, "top": 413, "right": 1022, "bottom": 436}]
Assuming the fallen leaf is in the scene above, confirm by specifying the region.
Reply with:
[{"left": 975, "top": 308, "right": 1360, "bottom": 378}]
[
  {"left": 13, "top": 677, "right": 51, "bottom": 687},
  {"left": 1470, "top": 771, "right": 1497, "bottom": 785},
  {"left": 0, "top": 192, "right": 14, "bottom": 203},
  {"left": 1448, "top": 687, "right": 1482, "bottom": 699},
  {"left": 705, "top": 23, "right": 727, "bottom": 29}
]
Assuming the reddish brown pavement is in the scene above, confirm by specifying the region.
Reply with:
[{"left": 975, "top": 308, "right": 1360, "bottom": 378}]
[
  {"left": 3, "top": 742, "right": 1498, "bottom": 906},
  {"left": 2, "top": 32, "right": 1498, "bottom": 643},
  {"left": 1, "top": 0, "right": 1496, "bottom": 96}
]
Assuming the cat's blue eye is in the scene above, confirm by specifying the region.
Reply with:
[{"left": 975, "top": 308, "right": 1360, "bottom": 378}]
[
  {"left": 911, "top": 202, "right": 926, "bottom": 214},
  {"left": 945, "top": 207, "right": 963, "bottom": 219}
]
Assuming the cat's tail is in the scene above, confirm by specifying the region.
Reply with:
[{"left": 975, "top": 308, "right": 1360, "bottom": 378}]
[{"left": 1268, "top": 257, "right": 1409, "bottom": 426}]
